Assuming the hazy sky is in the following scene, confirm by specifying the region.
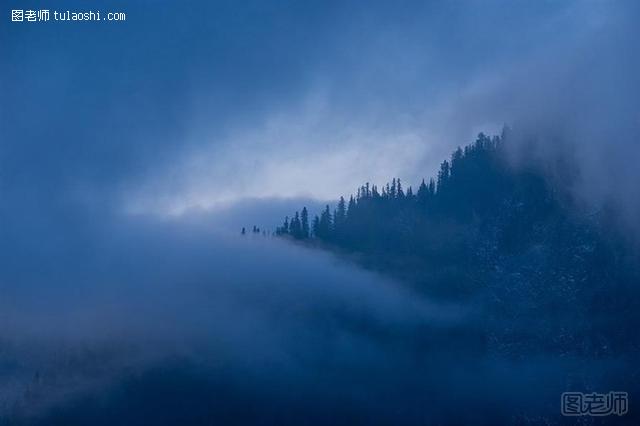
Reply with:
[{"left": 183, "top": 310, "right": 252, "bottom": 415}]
[{"left": 3, "top": 0, "right": 637, "bottom": 221}]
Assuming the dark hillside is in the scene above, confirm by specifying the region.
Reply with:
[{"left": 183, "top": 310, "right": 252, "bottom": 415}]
[{"left": 275, "top": 133, "right": 640, "bottom": 357}]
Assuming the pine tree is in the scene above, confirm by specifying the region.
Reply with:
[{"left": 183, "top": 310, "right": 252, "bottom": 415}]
[
  {"left": 318, "top": 205, "right": 332, "bottom": 240},
  {"left": 428, "top": 178, "right": 436, "bottom": 196},
  {"left": 312, "top": 215, "right": 320, "bottom": 237},
  {"left": 290, "top": 212, "right": 302, "bottom": 239},
  {"left": 335, "top": 197, "right": 346, "bottom": 227},
  {"left": 301, "top": 207, "right": 309, "bottom": 239},
  {"left": 417, "top": 179, "right": 429, "bottom": 205},
  {"left": 397, "top": 178, "right": 404, "bottom": 199},
  {"left": 437, "top": 160, "right": 450, "bottom": 193},
  {"left": 347, "top": 196, "right": 356, "bottom": 219},
  {"left": 451, "top": 146, "right": 463, "bottom": 171}
]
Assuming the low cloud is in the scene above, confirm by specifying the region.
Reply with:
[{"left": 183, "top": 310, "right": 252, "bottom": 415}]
[{"left": 0, "top": 211, "right": 467, "bottom": 421}]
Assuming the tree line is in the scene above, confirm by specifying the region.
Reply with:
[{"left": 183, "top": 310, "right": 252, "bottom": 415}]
[
  {"left": 275, "top": 132, "right": 505, "bottom": 248},
  {"left": 270, "top": 130, "right": 640, "bottom": 357}
]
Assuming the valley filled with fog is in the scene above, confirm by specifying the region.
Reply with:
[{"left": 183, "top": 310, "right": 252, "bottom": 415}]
[{"left": 0, "top": 207, "right": 633, "bottom": 424}]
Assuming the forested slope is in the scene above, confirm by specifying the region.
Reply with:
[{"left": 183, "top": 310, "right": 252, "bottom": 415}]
[{"left": 274, "top": 133, "right": 640, "bottom": 357}]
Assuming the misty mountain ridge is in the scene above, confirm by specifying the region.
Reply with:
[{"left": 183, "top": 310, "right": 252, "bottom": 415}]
[{"left": 273, "top": 131, "right": 640, "bottom": 358}]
